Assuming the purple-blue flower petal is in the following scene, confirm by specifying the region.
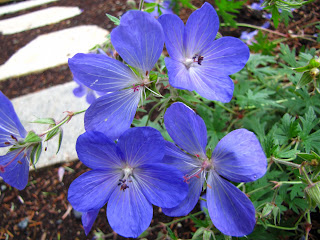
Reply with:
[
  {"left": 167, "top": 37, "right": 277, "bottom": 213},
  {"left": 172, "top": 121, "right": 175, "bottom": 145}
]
[
  {"left": 0, "top": 149, "right": 29, "bottom": 190},
  {"left": 76, "top": 131, "right": 124, "bottom": 169},
  {"left": 163, "top": 141, "right": 200, "bottom": 175},
  {"left": 158, "top": 14, "right": 184, "bottom": 61},
  {"left": 111, "top": 10, "right": 164, "bottom": 73},
  {"left": 82, "top": 209, "right": 100, "bottom": 235},
  {"left": 164, "top": 102, "right": 207, "bottom": 157},
  {"left": 0, "top": 91, "right": 27, "bottom": 146},
  {"left": 134, "top": 163, "right": 188, "bottom": 208},
  {"left": 184, "top": 2, "right": 219, "bottom": 58},
  {"left": 107, "top": 178, "right": 153, "bottom": 238},
  {"left": 207, "top": 171, "right": 256, "bottom": 237},
  {"left": 68, "top": 169, "right": 121, "bottom": 212},
  {"left": 189, "top": 65, "right": 234, "bottom": 102},
  {"left": 164, "top": 57, "right": 194, "bottom": 91},
  {"left": 85, "top": 90, "right": 96, "bottom": 104},
  {"left": 68, "top": 53, "right": 139, "bottom": 92},
  {"left": 73, "top": 84, "right": 86, "bottom": 98},
  {"left": 212, "top": 129, "right": 267, "bottom": 182},
  {"left": 117, "top": 127, "right": 165, "bottom": 167},
  {"left": 84, "top": 88, "right": 141, "bottom": 141},
  {"left": 202, "top": 37, "right": 250, "bottom": 75},
  {"left": 162, "top": 171, "right": 203, "bottom": 216}
]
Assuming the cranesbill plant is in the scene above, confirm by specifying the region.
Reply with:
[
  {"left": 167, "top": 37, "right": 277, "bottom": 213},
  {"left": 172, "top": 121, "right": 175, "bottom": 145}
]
[
  {"left": 158, "top": 2, "right": 250, "bottom": 102},
  {"left": 162, "top": 102, "right": 267, "bottom": 236},
  {"left": 68, "top": 10, "right": 164, "bottom": 141},
  {"left": 67, "top": 127, "right": 188, "bottom": 238}
]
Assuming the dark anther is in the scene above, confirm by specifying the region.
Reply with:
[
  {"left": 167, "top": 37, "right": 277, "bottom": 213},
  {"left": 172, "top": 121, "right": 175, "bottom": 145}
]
[
  {"left": 120, "top": 184, "right": 129, "bottom": 191},
  {"left": 11, "top": 135, "right": 18, "bottom": 142},
  {"left": 192, "top": 54, "right": 204, "bottom": 65},
  {"left": 197, "top": 56, "right": 204, "bottom": 65},
  {"left": 4, "top": 142, "right": 10, "bottom": 145},
  {"left": 18, "top": 160, "right": 22, "bottom": 164}
]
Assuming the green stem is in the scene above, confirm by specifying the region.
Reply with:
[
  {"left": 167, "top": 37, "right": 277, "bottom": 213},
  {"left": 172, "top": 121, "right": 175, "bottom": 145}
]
[
  {"left": 145, "top": 100, "right": 165, "bottom": 126},
  {"left": 278, "top": 0, "right": 314, "bottom": 7},
  {"left": 264, "top": 224, "right": 297, "bottom": 231},
  {"left": 246, "top": 184, "right": 273, "bottom": 196},
  {"left": 221, "top": 22, "right": 317, "bottom": 43},
  {"left": 39, "top": 109, "right": 86, "bottom": 136},
  {"left": 214, "top": 101, "right": 237, "bottom": 115},
  {"left": 271, "top": 157, "right": 301, "bottom": 168},
  {"left": 220, "top": 23, "right": 287, "bottom": 37},
  {"left": 277, "top": 181, "right": 303, "bottom": 185},
  {"left": 301, "top": 166, "right": 313, "bottom": 185},
  {"left": 305, "top": 210, "right": 311, "bottom": 240},
  {"left": 139, "top": 0, "right": 145, "bottom": 10}
]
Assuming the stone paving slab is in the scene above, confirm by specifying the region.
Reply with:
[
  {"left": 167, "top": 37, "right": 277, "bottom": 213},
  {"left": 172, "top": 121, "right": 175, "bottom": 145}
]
[
  {"left": 0, "top": 0, "right": 58, "bottom": 16},
  {"left": 10, "top": 81, "right": 89, "bottom": 169},
  {"left": 0, "top": 6, "right": 82, "bottom": 35},
  {"left": 0, "top": 25, "right": 109, "bottom": 81}
]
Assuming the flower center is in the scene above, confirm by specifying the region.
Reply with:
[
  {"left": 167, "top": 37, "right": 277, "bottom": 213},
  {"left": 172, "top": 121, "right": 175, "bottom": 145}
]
[
  {"left": 118, "top": 167, "right": 133, "bottom": 191},
  {"left": 183, "top": 54, "right": 204, "bottom": 69},
  {"left": 183, "top": 158, "right": 212, "bottom": 184}
]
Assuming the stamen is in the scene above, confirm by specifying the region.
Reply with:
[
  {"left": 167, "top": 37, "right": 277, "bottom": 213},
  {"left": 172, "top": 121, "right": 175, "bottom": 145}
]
[
  {"left": 183, "top": 168, "right": 203, "bottom": 184},
  {"left": 119, "top": 167, "right": 133, "bottom": 191},
  {"left": 183, "top": 159, "right": 212, "bottom": 184},
  {"left": 193, "top": 54, "right": 204, "bottom": 65},
  {"left": 4, "top": 142, "right": 10, "bottom": 145}
]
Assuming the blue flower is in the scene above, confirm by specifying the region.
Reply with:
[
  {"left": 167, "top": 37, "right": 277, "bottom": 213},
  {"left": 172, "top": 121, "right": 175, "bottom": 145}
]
[
  {"left": 162, "top": 102, "right": 267, "bottom": 236},
  {"left": 68, "top": 10, "right": 164, "bottom": 140},
  {"left": 0, "top": 91, "right": 30, "bottom": 190},
  {"left": 158, "top": 3, "right": 250, "bottom": 103},
  {"left": 68, "top": 127, "right": 188, "bottom": 237}
]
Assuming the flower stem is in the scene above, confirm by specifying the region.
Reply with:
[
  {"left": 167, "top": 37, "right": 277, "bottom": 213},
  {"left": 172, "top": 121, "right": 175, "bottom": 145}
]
[
  {"left": 139, "top": 0, "right": 145, "bottom": 11},
  {"left": 39, "top": 109, "right": 86, "bottom": 136},
  {"left": 271, "top": 157, "right": 301, "bottom": 168}
]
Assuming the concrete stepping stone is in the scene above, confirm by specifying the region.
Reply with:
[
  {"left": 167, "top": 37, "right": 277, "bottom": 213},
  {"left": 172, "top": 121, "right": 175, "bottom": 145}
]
[
  {"left": 0, "top": 0, "right": 58, "bottom": 16},
  {"left": 10, "top": 81, "right": 88, "bottom": 169},
  {"left": 0, "top": 25, "right": 109, "bottom": 81},
  {"left": 0, "top": 6, "right": 82, "bottom": 35}
]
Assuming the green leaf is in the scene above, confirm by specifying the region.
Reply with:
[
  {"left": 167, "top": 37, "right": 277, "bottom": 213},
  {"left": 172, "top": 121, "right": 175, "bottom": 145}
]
[
  {"left": 24, "top": 131, "right": 42, "bottom": 143},
  {"left": 106, "top": 13, "right": 120, "bottom": 26},
  {"left": 215, "top": 0, "right": 244, "bottom": 27},
  {"left": 30, "top": 143, "right": 42, "bottom": 167},
  {"left": 166, "top": 227, "right": 178, "bottom": 240},
  {"left": 250, "top": 31, "right": 277, "bottom": 55},
  {"left": 56, "top": 129, "right": 63, "bottom": 154},
  {"left": 274, "top": 113, "right": 301, "bottom": 144},
  {"left": 298, "top": 151, "right": 320, "bottom": 161},
  {"left": 279, "top": 43, "right": 298, "bottom": 68},
  {"left": 31, "top": 118, "right": 55, "bottom": 125}
]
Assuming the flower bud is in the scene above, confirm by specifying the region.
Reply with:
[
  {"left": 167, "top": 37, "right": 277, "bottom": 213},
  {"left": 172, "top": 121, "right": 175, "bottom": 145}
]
[
  {"left": 305, "top": 182, "right": 320, "bottom": 206},
  {"left": 261, "top": 202, "right": 275, "bottom": 218},
  {"left": 310, "top": 68, "right": 319, "bottom": 78}
]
